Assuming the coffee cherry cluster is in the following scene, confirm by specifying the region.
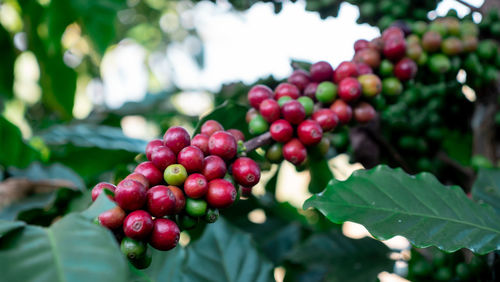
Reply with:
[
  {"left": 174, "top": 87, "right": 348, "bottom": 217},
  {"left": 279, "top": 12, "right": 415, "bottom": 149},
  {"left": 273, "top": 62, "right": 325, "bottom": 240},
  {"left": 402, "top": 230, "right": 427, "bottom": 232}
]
[
  {"left": 91, "top": 121, "right": 260, "bottom": 269},
  {"left": 246, "top": 55, "right": 383, "bottom": 166}
]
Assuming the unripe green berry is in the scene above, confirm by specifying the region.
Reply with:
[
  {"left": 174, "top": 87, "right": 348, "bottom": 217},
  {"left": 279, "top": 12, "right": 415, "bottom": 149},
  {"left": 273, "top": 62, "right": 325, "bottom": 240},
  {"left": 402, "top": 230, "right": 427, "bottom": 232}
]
[
  {"left": 177, "top": 214, "right": 198, "bottom": 230},
  {"left": 121, "top": 237, "right": 147, "bottom": 261},
  {"left": 297, "top": 96, "right": 314, "bottom": 116},
  {"left": 249, "top": 115, "right": 269, "bottom": 135},
  {"left": 315, "top": 81, "right": 337, "bottom": 104},
  {"left": 164, "top": 164, "right": 188, "bottom": 186},
  {"left": 185, "top": 198, "right": 208, "bottom": 217},
  {"left": 277, "top": 96, "right": 292, "bottom": 107},
  {"left": 266, "top": 143, "right": 283, "bottom": 163},
  {"left": 204, "top": 208, "right": 219, "bottom": 223}
]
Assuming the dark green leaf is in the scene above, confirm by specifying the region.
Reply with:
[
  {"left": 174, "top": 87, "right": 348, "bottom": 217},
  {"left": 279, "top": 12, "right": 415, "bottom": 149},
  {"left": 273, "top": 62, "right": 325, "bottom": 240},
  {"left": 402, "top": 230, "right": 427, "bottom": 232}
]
[
  {"left": 0, "top": 116, "right": 39, "bottom": 168},
  {"left": 138, "top": 247, "right": 186, "bottom": 282},
  {"left": 304, "top": 165, "right": 500, "bottom": 254},
  {"left": 80, "top": 193, "right": 116, "bottom": 220},
  {"left": 472, "top": 168, "right": 500, "bottom": 215},
  {"left": 0, "top": 193, "right": 55, "bottom": 221},
  {"left": 0, "top": 213, "right": 127, "bottom": 281},
  {"left": 8, "top": 162, "right": 85, "bottom": 191},
  {"left": 0, "top": 220, "right": 26, "bottom": 237},
  {"left": 183, "top": 218, "right": 274, "bottom": 282},
  {"left": 0, "top": 25, "right": 15, "bottom": 99},
  {"left": 286, "top": 230, "right": 392, "bottom": 282},
  {"left": 194, "top": 101, "right": 250, "bottom": 138},
  {"left": 307, "top": 149, "right": 333, "bottom": 193}
]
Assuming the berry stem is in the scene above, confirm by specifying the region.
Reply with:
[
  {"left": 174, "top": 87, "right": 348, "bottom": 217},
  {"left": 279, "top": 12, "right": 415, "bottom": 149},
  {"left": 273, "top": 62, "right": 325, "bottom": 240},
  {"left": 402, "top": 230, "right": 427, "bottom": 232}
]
[{"left": 243, "top": 132, "right": 272, "bottom": 153}]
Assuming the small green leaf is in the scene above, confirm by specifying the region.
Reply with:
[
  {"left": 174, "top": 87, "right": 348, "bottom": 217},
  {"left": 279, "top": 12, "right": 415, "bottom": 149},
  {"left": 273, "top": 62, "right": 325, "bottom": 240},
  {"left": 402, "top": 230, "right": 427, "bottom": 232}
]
[
  {"left": 307, "top": 149, "right": 333, "bottom": 193},
  {"left": 304, "top": 165, "right": 500, "bottom": 254},
  {"left": 472, "top": 168, "right": 500, "bottom": 215}
]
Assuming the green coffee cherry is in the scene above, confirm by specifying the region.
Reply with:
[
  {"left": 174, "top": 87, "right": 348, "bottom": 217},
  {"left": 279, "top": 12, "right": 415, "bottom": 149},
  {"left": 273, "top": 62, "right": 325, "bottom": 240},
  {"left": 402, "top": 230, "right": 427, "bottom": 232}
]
[
  {"left": 315, "top": 81, "right": 337, "bottom": 104},
  {"left": 121, "top": 237, "right": 147, "bottom": 261},
  {"left": 382, "top": 77, "right": 403, "bottom": 96},
  {"left": 266, "top": 143, "right": 283, "bottom": 163},
  {"left": 277, "top": 96, "right": 292, "bottom": 107},
  {"left": 185, "top": 198, "right": 208, "bottom": 217},
  {"left": 249, "top": 115, "right": 269, "bottom": 135},
  {"left": 129, "top": 248, "right": 152, "bottom": 269},
  {"left": 204, "top": 208, "right": 219, "bottom": 223},
  {"left": 297, "top": 96, "right": 314, "bottom": 115},
  {"left": 164, "top": 164, "right": 188, "bottom": 186},
  {"left": 178, "top": 214, "right": 198, "bottom": 230}
]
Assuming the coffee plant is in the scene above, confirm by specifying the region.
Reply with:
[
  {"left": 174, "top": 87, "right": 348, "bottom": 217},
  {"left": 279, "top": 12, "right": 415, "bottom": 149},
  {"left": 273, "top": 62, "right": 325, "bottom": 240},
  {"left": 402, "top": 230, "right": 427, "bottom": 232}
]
[{"left": 1, "top": 0, "right": 500, "bottom": 281}]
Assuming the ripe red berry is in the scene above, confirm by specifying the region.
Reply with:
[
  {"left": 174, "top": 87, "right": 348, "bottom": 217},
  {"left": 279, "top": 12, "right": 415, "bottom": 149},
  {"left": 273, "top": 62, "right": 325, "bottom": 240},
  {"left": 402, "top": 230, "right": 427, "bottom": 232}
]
[
  {"left": 227, "top": 129, "right": 245, "bottom": 143},
  {"left": 274, "top": 83, "right": 300, "bottom": 100},
  {"left": 135, "top": 161, "right": 163, "bottom": 186},
  {"left": 310, "top": 61, "right": 334, "bottom": 82},
  {"left": 151, "top": 146, "right": 176, "bottom": 171},
  {"left": 163, "top": 126, "right": 190, "bottom": 155},
  {"left": 383, "top": 37, "right": 406, "bottom": 61},
  {"left": 270, "top": 119, "right": 294, "bottom": 143},
  {"left": 287, "top": 69, "right": 311, "bottom": 91},
  {"left": 354, "top": 102, "right": 376, "bottom": 123},
  {"left": 208, "top": 131, "right": 237, "bottom": 161},
  {"left": 146, "top": 139, "right": 163, "bottom": 161},
  {"left": 240, "top": 186, "right": 252, "bottom": 198},
  {"left": 382, "top": 26, "right": 404, "bottom": 41},
  {"left": 369, "top": 36, "right": 384, "bottom": 52},
  {"left": 281, "top": 100, "right": 306, "bottom": 125},
  {"left": 146, "top": 185, "right": 176, "bottom": 217},
  {"left": 202, "top": 155, "right": 227, "bottom": 181},
  {"left": 184, "top": 173, "right": 208, "bottom": 198},
  {"left": 330, "top": 100, "right": 353, "bottom": 124},
  {"left": 201, "top": 120, "right": 224, "bottom": 137},
  {"left": 125, "top": 173, "right": 150, "bottom": 189},
  {"left": 354, "top": 39, "right": 370, "bottom": 52},
  {"left": 297, "top": 120, "right": 323, "bottom": 146},
  {"left": 356, "top": 63, "right": 373, "bottom": 75},
  {"left": 338, "top": 77, "right": 362, "bottom": 102},
  {"left": 91, "top": 182, "right": 116, "bottom": 202},
  {"left": 206, "top": 179, "right": 237, "bottom": 209},
  {"left": 259, "top": 98, "right": 281, "bottom": 123},
  {"left": 334, "top": 61, "right": 358, "bottom": 83},
  {"left": 191, "top": 133, "right": 210, "bottom": 155},
  {"left": 168, "top": 186, "right": 185, "bottom": 214},
  {"left": 248, "top": 85, "right": 273, "bottom": 109},
  {"left": 394, "top": 58, "right": 417, "bottom": 81},
  {"left": 232, "top": 157, "right": 261, "bottom": 187},
  {"left": 98, "top": 206, "right": 126, "bottom": 230},
  {"left": 149, "top": 218, "right": 180, "bottom": 251},
  {"left": 123, "top": 210, "right": 154, "bottom": 240},
  {"left": 353, "top": 48, "right": 380, "bottom": 68},
  {"left": 422, "top": 31, "right": 442, "bottom": 52},
  {"left": 312, "top": 109, "right": 339, "bottom": 132},
  {"left": 304, "top": 82, "right": 318, "bottom": 100},
  {"left": 177, "top": 146, "right": 204, "bottom": 173},
  {"left": 115, "top": 179, "right": 147, "bottom": 211},
  {"left": 283, "top": 138, "right": 307, "bottom": 166}
]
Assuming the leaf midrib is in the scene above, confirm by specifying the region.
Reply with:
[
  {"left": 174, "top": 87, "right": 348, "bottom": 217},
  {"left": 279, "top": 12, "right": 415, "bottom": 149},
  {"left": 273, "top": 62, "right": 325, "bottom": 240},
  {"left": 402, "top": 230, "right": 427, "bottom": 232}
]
[{"left": 46, "top": 228, "right": 65, "bottom": 282}]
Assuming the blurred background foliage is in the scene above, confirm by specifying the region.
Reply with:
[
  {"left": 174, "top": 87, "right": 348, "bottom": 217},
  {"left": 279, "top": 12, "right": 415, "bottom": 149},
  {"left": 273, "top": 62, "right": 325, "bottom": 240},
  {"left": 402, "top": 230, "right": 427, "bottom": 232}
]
[{"left": 0, "top": 0, "right": 499, "bottom": 281}]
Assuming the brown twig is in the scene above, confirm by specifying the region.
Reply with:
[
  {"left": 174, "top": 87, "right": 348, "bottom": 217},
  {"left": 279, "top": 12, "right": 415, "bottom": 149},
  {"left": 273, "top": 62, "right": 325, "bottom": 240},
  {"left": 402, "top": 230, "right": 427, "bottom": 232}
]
[
  {"left": 455, "top": 0, "right": 481, "bottom": 12},
  {"left": 243, "top": 132, "right": 272, "bottom": 153}
]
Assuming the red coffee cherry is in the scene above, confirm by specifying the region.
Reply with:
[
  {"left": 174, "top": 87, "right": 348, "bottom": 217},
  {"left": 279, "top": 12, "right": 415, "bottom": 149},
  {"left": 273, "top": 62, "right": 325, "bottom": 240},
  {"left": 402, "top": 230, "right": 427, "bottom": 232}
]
[
  {"left": 177, "top": 146, "right": 204, "bottom": 173},
  {"left": 91, "top": 182, "right": 116, "bottom": 202},
  {"left": 206, "top": 179, "right": 237, "bottom": 209},
  {"left": 281, "top": 100, "right": 306, "bottom": 125},
  {"left": 297, "top": 120, "right": 323, "bottom": 146},
  {"left": 123, "top": 210, "right": 154, "bottom": 240},
  {"left": 135, "top": 161, "right": 163, "bottom": 186},
  {"left": 287, "top": 69, "right": 311, "bottom": 91},
  {"left": 353, "top": 48, "right": 381, "bottom": 68},
  {"left": 259, "top": 98, "right": 281, "bottom": 123},
  {"left": 304, "top": 82, "right": 319, "bottom": 100},
  {"left": 274, "top": 83, "right": 300, "bottom": 100},
  {"left": 354, "top": 39, "right": 370, "bottom": 52},
  {"left": 382, "top": 26, "right": 405, "bottom": 41},
  {"left": 201, "top": 120, "right": 224, "bottom": 137},
  {"left": 146, "top": 139, "right": 163, "bottom": 161},
  {"left": 184, "top": 173, "right": 208, "bottom": 198},
  {"left": 163, "top": 126, "right": 190, "bottom": 155},
  {"left": 149, "top": 218, "right": 180, "bottom": 251},
  {"left": 330, "top": 100, "right": 353, "bottom": 124},
  {"left": 310, "top": 61, "right": 334, "bottom": 82},
  {"left": 115, "top": 179, "right": 147, "bottom": 211},
  {"left": 146, "top": 185, "right": 176, "bottom": 217},
  {"left": 334, "top": 61, "right": 358, "bottom": 83},
  {"left": 354, "top": 102, "right": 376, "bottom": 123},
  {"left": 356, "top": 63, "right": 373, "bottom": 75},
  {"left": 191, "top": 133, "right": 210, "bottom": 156},
  {"left": 383, "top": 37, "right": 406, "bottom": 61},
  {"left": 125, "top": 173, "right": 149, "bottom": 189},
  {"left": 98, "top": 206, "right": 126, "bottom": 230},
  {"left": 227, "top": 129, "right": 245, "bottom": 143},
  {"left": 202, "top": 155, "right": 227, "bottom": 181},
  {"left": 270, "top": 119, "right": 294, "bottom": 143},
  {"left": 248, "top": 85, "right": 273, "bottom": 109},
  {"left": 168, "top": 186, "right": 186, "bottom": 214},
  {"left": 338, "top": 77, "right": 362, "bottom": 102},
  {"left": 151, "top": 146, "right": 176, "bottom": 171},
  {"left": 283, "top": 138, "right": 307, "bottom": 166},
  {"left": 394, "top": 58, "right": 417, "bottom": 81},
  {"left": 312, "top": 109, "right": 339, "bottom": 132},
  {"left": 208, "top": 131, "right": 237, "bottom": 161},
  {"left": 240, "top": 186, "right": 252, "bottom": 198},
  {"left": 232, "top": 157, "right": 261, "bottom": 187}
]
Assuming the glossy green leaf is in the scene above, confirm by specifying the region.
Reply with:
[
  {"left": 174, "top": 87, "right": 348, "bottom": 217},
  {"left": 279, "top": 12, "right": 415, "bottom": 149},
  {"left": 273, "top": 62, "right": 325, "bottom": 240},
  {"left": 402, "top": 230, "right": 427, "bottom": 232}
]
[
  {"left": 0, "top": 213, "right": 127, "bottom": 282},
  {"left": 286, "top": 230, "right": 392, "bottom": 282},
  {"left": 0, "top": 193, "right": 56, "bottom": 221},
  {"left": 183, "top": 218, "right": 274, "bottom": 282},
  {"left": 194, "top": 101, "right": 250, "bottom": 138},
  {"left": 0, "top": 220, "right": 26, "bottom": 237},
  {"left": 0, "top": 116, "right": 39, "bottom": 168},
  {"left": 40, "top": 124, "right": 147, "bottom": 153},
  {"left": 472, "top": 168, "right": 500, "bottom": 215},
  {"left": 80, "top": 193, "right": 116, "bottom": 220},
  {"left": 307, "top": 149, "right": 333, "bottom": 194},
  {"left": 8, "top": 162, "right": 85, "bottom": 191},
  {"left": 304, "top": 165, "right": 500, "bottom": 254}
]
